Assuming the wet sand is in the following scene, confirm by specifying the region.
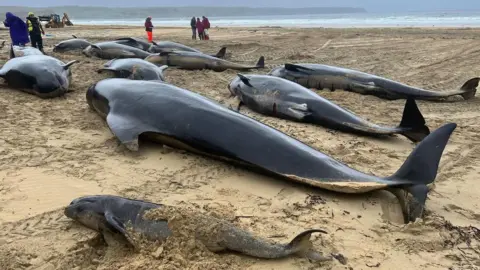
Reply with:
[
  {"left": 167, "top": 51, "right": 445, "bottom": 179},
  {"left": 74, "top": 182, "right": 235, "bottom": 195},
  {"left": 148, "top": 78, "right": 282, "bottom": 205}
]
[{"left": 0, "top": 25, "right": 479, "bottom": 269}]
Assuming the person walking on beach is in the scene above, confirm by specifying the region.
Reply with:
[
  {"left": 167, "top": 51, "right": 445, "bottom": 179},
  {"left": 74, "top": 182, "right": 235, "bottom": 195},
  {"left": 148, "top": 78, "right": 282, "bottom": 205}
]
[
  {"left": 202, "top": 16, "right": 210, "bottom": 40},
  {"left": 26, "top": 12, "right": 45, "bottom": 53},
  {"left": 196, "top": 18, "right": 204, "bottom": 40},
  {"left": 145, "top": 16, "right": 154, "bottom": 43},
  {"left": 190, "top": 16, "right": 197, "bottom": 40},
  {"left": 3, "top": 12, "right": 29, "bottom": 46}
]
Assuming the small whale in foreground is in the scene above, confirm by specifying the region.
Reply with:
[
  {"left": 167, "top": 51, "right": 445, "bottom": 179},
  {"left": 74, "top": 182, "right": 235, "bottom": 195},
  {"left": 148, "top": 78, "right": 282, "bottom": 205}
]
[{"left": 65, "top": 195, "right": 331, "bottom": 261}]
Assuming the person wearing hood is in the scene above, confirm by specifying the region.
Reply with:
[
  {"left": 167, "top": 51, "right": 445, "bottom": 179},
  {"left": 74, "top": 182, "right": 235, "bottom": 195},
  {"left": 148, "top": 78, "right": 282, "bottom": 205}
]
[
  {"left": 202, "top": 16, "right": 210, "bottom": 40},
  {"left": 190, "top": 16, "right": 197, "bottom": 40},
  {"left": 26, "top": 12, "right": 45, "bottom": 53},
  {"left": 3, "top": 12, "right": 29, "bottom": 46},
  {"left": 145, "top": 16, "right": 154, "bottom": 43},
  {"left": 196, "top": 18, "right": 204, "bottom": 40}
]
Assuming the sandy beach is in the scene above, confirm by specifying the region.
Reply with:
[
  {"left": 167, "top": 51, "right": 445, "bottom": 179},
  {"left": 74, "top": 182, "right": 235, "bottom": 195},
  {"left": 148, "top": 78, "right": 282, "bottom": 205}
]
[{"left": 0, "top": 25, "right": 479, "bottom": 269}]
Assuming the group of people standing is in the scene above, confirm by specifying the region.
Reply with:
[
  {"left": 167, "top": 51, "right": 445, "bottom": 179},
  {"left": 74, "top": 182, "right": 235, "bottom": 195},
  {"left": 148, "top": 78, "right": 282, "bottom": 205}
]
[
  {"left": 3, "top": 12, "right": 46, "bottom": 53},
  {"left": 144, "top": 16, "right": 211, "bottom": 43},
  {"left": 190, "top": 16, "right": 210, "bottom": 40}
]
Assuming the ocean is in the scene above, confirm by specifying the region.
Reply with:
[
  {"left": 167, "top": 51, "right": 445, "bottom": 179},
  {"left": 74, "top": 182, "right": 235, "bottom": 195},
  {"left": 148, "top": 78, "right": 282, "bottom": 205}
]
[{"left": 72, "top": 11, "right": 480, "bottom": 28}]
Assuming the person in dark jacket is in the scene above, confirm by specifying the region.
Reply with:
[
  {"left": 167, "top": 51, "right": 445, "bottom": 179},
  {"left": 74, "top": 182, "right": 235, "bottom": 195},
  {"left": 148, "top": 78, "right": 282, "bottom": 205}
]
[
  {"left": 145, "top": 16, "right": 154, "bottom": 43},
  {"left": 190, "top": 16, "right": 197, "bottom": 40},
  {"left": 196, "top": 18, "right": 204, "bottom": 40},
  {"left": 3, "top": 12, "right": 29, "bottom": 46},
  {"left": 202, "top": 16, "right": 210, "bottom": 40},
  {"left": 26, "top": 12, "right": 45, "bottom": 52}
]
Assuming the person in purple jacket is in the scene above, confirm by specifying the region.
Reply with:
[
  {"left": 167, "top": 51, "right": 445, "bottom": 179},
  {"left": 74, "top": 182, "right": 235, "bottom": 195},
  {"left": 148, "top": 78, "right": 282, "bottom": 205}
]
[
  {"left": 3, "top": 12, "right": 30, "bottom": 46},
  {"left": 196, "top": 18, "right": 204, "bottom": 40}
]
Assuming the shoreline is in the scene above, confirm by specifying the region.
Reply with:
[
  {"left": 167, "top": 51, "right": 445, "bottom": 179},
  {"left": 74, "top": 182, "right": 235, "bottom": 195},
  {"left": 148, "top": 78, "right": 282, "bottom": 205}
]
[{"left": 69, "top": 24, "right": 480, "bottom": 30}]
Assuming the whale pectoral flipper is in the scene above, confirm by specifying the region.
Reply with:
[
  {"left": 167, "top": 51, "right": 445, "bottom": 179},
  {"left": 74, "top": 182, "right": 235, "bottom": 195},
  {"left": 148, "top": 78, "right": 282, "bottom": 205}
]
[
  {"left": 237, "top": 73, "right": 253, "bottom": 87},
  {"left": 104, "top": 211, "right": 138, "bottom": 248},
  {"left": 104, "top": 211, "right": 127, "bottom": 235},
  {"left": 287, "top": 103, "right": 312, "bottom": 120},
  {"left": 106, "top": 112, "right": 153, "bottom": 151},
  {"left": 121, "top": 50, "right": 136, "bottom": 57}
]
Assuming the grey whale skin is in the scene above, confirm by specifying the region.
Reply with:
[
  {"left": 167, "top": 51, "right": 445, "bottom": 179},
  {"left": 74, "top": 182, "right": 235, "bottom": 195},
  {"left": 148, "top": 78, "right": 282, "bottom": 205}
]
[
  {"left": 111, "top": 37, "right": 228, "bottom": 59},
  {"left": 269, "top": 63, "right": 480, "bottom": 101},
  {"left": 97, "top": 58, "right": 168, "bottom": 81},
  {"left": 53, "top": 35, "right": 92, "bottom": 53},
  {"left": 228, "top": 74, "right": 430, "bottom": 142},
  {"left": 145, "top": 51, "right": 264, "bottom": 72},
  {"left": 64, "top": 195, "right": 330, "bottom": 261},
  {"left": 0, "top": 55, "right": 78, "bottom": 98},
  {"left": 86, "top": 78, "right": 457, "bottom": 223},
  {"left": 148, "top": 40, "right": 227, "bottom": 59},
  {"left": 83, "top": 41, "right": 152, "bottom": 59}
]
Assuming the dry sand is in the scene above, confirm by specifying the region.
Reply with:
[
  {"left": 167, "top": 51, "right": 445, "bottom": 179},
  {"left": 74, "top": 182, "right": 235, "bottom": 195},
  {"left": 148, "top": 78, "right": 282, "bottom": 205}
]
[{"left": 0, "top": 25, "right": 479, "bottom": 269}]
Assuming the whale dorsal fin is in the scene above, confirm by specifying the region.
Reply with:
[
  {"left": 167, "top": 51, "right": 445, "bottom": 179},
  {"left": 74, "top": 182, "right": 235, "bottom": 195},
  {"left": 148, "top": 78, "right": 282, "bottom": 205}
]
[{"left": 214, "top": 47, "right": 227, "bottom": 59}]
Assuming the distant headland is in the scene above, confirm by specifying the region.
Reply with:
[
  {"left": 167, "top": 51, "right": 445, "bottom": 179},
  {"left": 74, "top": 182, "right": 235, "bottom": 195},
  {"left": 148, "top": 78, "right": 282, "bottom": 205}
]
[{"left": 0, "top": 6, "right": 367, "bottom": 19}]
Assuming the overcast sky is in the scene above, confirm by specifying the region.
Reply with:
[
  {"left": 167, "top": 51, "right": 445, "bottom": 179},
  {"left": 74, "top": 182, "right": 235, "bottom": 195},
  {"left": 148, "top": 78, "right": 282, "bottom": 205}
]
[{"left": 3, "top": 0, "right": 480, "bottom": 12}]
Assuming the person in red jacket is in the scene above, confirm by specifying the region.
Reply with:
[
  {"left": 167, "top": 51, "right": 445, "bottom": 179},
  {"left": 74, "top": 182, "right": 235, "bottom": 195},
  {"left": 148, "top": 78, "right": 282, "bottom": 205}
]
[
  {"left": 202, "top": 16, "right": 210, "bottom": 40},
  {"left": 145, "top": 16, "right": 154, "bottom": 42},
  {"left": 196, "top": 18, "right": 204, "bottom": 40}
]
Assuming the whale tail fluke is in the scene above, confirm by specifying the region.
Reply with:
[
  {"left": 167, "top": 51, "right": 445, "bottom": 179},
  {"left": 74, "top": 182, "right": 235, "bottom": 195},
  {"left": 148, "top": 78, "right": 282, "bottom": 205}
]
[
  {"left": 287, "top": 229, "right": 331, "bottom": 261},
  {"left": 459, "top": 77, "right": 479, "bottom": 100},
  {"left": 386, "top": 123, "right": 456, "bottom": 223},
  {"left": 398, "top": 97, "right": 430, "bottom": 142}
]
